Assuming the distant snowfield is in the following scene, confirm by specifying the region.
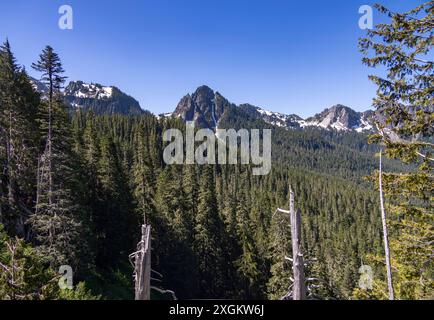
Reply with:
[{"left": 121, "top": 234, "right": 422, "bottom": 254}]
[
  {"left": 72, "top": 83, "right": 114, "bottom": 99},
  {"left": 254, "top": 106, "right": 373, "bottom": 132}
]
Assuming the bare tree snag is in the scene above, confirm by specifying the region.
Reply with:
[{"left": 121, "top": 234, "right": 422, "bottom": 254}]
[
  {"left": 143, "top": 225, "right": 151, "bottom": 300},
  {"left": 130, "top": 224, "right": 151, "bottom": 300},
  {"left": 289, "top": 187, "right": 306, "bottom": 300},
  {"left": 379, "top": 151, "right": 395, "bottom": 300},
  {"left": 275, "top": 186, "right": 306, "bottom": 300}
]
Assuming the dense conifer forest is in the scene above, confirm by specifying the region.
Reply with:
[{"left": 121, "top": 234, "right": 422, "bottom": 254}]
[{"left": 0, "top": 1, "right": 432, "bottom": 300}]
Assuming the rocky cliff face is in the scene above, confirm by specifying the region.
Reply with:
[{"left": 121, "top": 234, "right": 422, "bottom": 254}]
[
  {"left": 173, "top": 85, "right": 235, "bottom": 130},
  {"left": 172, "top": 86, "right": 374, "bottom": 132},
  {"left": 302, "top": 104, "right": 373, "bottom": 132}
]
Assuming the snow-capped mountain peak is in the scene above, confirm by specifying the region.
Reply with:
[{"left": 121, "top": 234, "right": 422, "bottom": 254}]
[
  {"left": 30, "top": 79, "right": 374, "bottom": 132},
  {"left": 301, "top": 105, "right": 373, "bottom": 132},
  {"left": 63, "top": 81, "right": 144, "bottom": 115},
  {"left": 29, "top": 78, "right": 144, "bottom": 115},
  {"left": 238, "top": 104, "right": 303, "bottom": 128},
  {"left": 171, "top": 87, "right": 374, "bottom": 133},
  {"left": 65, "top": 81, "right": 114, "bottom": 99}
]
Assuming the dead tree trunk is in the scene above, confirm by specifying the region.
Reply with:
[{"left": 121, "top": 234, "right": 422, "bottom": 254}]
[
  {"left": 289, "top": 187, "right": 306, "bottom": 300},
  {"left": 143, "top": 225, "right": 151, "bottom": 300},
  {"left": 275, "top": 186, "right": 306, "bottom": 300},
  {"left": 131, "top": 224, "right": 151, "bottom": 300},
  {"left": 379, "top": 151, "right": 395, "bottom": 300}
]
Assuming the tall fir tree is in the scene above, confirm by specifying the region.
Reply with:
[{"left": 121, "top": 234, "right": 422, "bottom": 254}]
[
  {"left": 0, "top": 40, "right": 39, "bottom": 238},
  {"left": 132, "top": 123, "right": 155, "bottom": 225},
  {"left": 194, "top": 165, "right": 226, "bottom": 298},
  {"left": 29, "top": 46, "right": 84, "bottom": 268},
  {"left": 359, "top": 2, "right": 433, "bottom": 299},
  {"left": 234, "top": 171, "right": 261, "bottom": 299},
  {"left": 95, "top": 135, "right": 135, "bottom": 267}
]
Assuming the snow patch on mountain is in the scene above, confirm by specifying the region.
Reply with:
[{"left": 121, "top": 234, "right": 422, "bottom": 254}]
[
  {"left": 66, "top": 82, "right": 114, "bottom": 99},
  {"left": 355, "top": 118, "right": 373, "bottom": 132},
  {"left": 29, "top": 77, "right": 48, "bottom": 95},
  {"left": 239, "top": 104, "right": 303, "bottom": 128},
  {"left": 302, "top": 105, "right": 374, "bottom": 132}
]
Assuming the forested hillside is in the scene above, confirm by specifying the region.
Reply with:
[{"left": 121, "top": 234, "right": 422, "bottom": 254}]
[
  {"left": 0, "top": 1, "right": 432, "bottom": 300},
  {"left": 0, "top": 40, "right": 387, "bottom": 299},
  {"left": 218, "top": 104, "right": 406, "bottom": 183}
]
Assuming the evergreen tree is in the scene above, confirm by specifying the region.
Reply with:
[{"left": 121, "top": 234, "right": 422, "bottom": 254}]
[
  {"left": 359, "top": 2, "right": 434, "bottom": 299},
  {"left": 267, "top": 195, "right": 292, "bottom": 299},
  {"left": 234, "top": 172, "right": 261, "bottom": 299},
  {"left": 95, "top": 135, "right": 135, "bottom": 267},
  {"left": 183, "top": 164, "right": 198, "bottom": 236},
  {"left": 0, "top": 225, "right": 62, "bottom": 300},
  {"left": 82, "top": 112, "right": 100, "bottom": 210},
  {"left": 132, "top": 124, "right": 155, "bottom": 225},
  {"left": 29, "top": 46, "right": 83, "bottom": 268},
  {"left": 0, "top": 40, "right": 39, "bottom": 237},
  {"left": 194, "top": 165, "right": 226, "bottom": 298},
  {"left": 0, "top": 224, "right": 99, "bottom": 300}
]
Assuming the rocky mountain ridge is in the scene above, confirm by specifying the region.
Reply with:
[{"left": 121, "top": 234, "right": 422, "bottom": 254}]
[{"left": 170, "top": 85, "right": 374, "bottom": 132}]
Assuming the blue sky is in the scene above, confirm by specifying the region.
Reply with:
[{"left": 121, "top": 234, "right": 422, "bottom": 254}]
[{"left": 0, "top": 0, "right": 425, "bottom": 117}]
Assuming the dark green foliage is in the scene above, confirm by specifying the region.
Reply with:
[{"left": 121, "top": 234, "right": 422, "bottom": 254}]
[
  {"left": 0, "top": 40, "right": 39, "bottom": 238},
  {"left": 0, "top": 225, "right": 59, "bottom": 300},
  {"left": 0, "top": 40, "right": 408, "bottom": 300},
  {"left": 0, "top": 225, "right": 98, "bottom": 300},
  {"left": 29, "top": 45, "right": 85, "bottom": 269},
  {"left": 194, "top": 165, "right": 227, "bottom": 298},
  {"left": 358, "top": 2, "right": 433, "bottom": 299}
]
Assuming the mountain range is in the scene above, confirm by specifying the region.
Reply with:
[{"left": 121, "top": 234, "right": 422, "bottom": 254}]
[
  {"left": 30, "top": 78, "right": 375, "bottom": 132},
  {"left": 31, "top": 78, "right": 144, "bottom": 115},
  {"left": 170, "top": 85, "right": 374, "bottom": 132}
]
